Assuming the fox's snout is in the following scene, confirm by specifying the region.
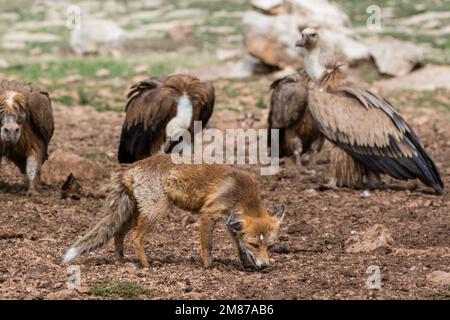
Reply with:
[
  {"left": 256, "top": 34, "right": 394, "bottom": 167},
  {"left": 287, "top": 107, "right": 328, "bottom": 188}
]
[{"left": 237, "top": 239, "right": 271, "bottom": 271}]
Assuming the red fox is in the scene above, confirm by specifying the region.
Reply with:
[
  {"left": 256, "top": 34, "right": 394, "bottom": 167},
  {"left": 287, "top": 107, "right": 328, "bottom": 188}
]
[{"left": 63, "top": 154, "right": 285, "bottom": 270}]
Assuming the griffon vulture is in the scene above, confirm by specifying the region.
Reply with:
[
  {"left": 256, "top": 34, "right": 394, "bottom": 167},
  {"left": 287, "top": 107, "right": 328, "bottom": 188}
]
[
  {"left": 118, "top": 74, "right": 215, "bottom": 163},
  {"left": 295, "top": 28, "right": 443, "bottom": 194},
  {"left": 268, "top": 71, "right": 324, "bottom": 169},
  {"left": 0, "top": 79, "right": 54, "bottom": 194}
]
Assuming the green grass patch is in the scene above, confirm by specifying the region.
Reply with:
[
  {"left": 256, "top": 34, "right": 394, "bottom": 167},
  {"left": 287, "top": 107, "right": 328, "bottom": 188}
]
[
  {"left": 389, "top": 89, "right": 450, "bottom": 112},
  {"left": 428, "top": 286, "right": 450, "bottom": 299},
  {"left": 90, "top": 281, "right": 147, "bottom": 298},
  {"left": 52, "top": 95, "right": 76, "bottom": 106},
  {"left": 2, "top": 58, "right": 135, "bottom": 82},
  {"left": 256, "top": 96, "right": 266, "bottom": 109},
  {"left": 172, "top": 0, "right": 249, "bottom": 14}
]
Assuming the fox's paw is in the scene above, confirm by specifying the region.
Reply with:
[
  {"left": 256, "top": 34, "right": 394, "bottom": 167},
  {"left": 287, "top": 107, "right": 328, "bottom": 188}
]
[
  {"left": 27, "top": 189, "right": 38, "bottom": 197},
  {"left": 202, "top": 259, "right": 213, "bottom": 269}
]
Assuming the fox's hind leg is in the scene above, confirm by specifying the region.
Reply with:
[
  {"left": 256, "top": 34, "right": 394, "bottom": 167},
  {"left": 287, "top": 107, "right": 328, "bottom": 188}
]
[
  {"left": 132, "top": 198, "right": 171, "bottom": 268},
  {"left": 114, "top": 217, "right": 136, "bottom": 264},
  {"left": 199, "top": 215, "right": 218, "bottom": 268},
  {"left": 133, "top": 213, "right": 151, "bottom": 267}
]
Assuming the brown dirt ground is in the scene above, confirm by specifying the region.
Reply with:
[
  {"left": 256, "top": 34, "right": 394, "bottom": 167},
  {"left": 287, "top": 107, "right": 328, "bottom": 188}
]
[{"left": 0, "top": 77, "right": 449, "bottom": 300}]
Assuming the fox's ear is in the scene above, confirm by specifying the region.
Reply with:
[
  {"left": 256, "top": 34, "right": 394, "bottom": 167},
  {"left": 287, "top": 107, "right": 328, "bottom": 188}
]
[
  {"left": 225, "top": 214, "right": 243, "bottom": 233},
  {"left": 270, "top": 205, "right": 286, "bottom": 222}
]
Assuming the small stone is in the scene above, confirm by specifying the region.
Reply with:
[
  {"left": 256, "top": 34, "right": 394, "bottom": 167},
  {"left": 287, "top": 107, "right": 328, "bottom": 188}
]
[
  {"left": 47, "top": 289, "right": 80, "bottom": 300},
  {"left": 271, "top": 243, "right": 290, "bottom": 254},
  {"left": 345, "top": 224, "right": 394, "bottom": 253},
  {"left": 361, "top": 190, "right": 371, "bottom": 198},
  {"left": 95, "top": 68, "right": 110, "bottom": 78},
  {"left": 133, "top": 64, "right": 149, "bottom": 74},
  {"left": 41, "top": 149, "right": 108, "bottom": 184},
  {"left": 426, "top": 271, "right": 450, "bottom": 286}
]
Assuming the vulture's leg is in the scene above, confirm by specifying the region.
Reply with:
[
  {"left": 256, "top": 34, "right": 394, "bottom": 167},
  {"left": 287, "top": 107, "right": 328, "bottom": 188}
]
[
  {"left": 327, "top": 147, "right": 365, "bottom": 189},
  {"left": 367, "top": 171, "right": 383, "bottom": 189},
  {"left": 293, "top": 141, "right": 303, "bottom": 167},
  {"left": 282, "top": 133, "right": 302, "bottom": 176},
  {"left": 26, "top": 155, "right": 40, "bottom": 195},
  {"left": 306, "top": 136, "right": 325, "bottom": 170}
]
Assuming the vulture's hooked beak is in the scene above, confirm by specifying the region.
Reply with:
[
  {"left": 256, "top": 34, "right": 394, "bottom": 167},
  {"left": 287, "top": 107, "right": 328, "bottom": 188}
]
[{"left": 295, "top": 36, "right": 306, "bottom": 48}]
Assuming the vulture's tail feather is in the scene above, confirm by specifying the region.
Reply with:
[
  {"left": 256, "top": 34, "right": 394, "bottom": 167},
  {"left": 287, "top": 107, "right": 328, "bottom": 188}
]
[{"left": 406, "top": 131, "right": 444, "bottom": 194}]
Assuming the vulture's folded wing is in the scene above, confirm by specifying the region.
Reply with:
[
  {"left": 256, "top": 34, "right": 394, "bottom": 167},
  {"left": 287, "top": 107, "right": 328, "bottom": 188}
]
[
  {"left": 308, "top": 85, "right": 443, "bottom": 194},
  {"left": 197, "top": 82, "right": 215, "bottom": 127},
  {"left": 27, "top": 91, "right": 54, "bottom": 158},
  {"left": 118, "top": 84, "right": 176, "bottom": 163},
  {"left": 269, "top": 72, "right": 309, "bottom": 129},
  {"left": 125, "top": 76, "right": 167, "bottom": 111}
]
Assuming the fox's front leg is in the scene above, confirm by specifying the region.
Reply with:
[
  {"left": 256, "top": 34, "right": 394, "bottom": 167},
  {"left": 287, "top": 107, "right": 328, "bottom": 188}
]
[
  {"left": 199, "top": 215, "right": 217, "bottom": 268},
  {"left": 26, "top": 154, "right": 41, "bottom": 195}
]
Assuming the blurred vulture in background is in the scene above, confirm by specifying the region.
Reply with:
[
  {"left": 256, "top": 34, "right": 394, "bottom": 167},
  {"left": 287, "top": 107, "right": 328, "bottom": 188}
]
[
  {"left": 0, "top": 79, "right": 54, "bottom": 194},
  {"left": 295, "top": 27, "right": 444, "bottom": 194},
  {"left": 118, "top": 74, "right": 215, "bottom": 163},
  {"left": 268, "top": 71, "right": 324, "bottom": 170}
]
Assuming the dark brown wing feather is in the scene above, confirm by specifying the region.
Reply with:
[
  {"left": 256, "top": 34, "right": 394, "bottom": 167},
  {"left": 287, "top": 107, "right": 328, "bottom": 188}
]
[
  {"left": 27, "top": 91, "right": 54, "bottom": 149},
  {"left": 118, "top": 83, "right": 176, "bottom": 163},
  {"left": 118, "top": 74, "right": 215, "bottom": 163},
  {"left": 196, "top": 82, "right": 215, "bottom": 127},
  {"left": 308, "top": 84, "right": 443, "bottom": 194},
  {"left": 268, "top": 71, "right": 309, "bottom": 129},
  {"left": 268, "top": 71, "right": 321, "bottom": 157}
]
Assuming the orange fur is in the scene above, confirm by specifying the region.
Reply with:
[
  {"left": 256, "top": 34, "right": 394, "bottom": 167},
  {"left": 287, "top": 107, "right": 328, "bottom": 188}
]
[{"left": 64, "top": 155, "right": 285, "bottom": 270}]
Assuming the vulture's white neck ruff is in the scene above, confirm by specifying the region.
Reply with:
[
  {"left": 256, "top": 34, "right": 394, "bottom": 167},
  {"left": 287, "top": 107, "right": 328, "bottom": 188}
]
[
  {"left": 304, "top": 47, "right": 325, "bottom": 82},
  {"left": 165, "top": 95, "right": 193, "bottom": 142},
  {"left": 304, "top": 41, "right": 336, "bottom": 83}
]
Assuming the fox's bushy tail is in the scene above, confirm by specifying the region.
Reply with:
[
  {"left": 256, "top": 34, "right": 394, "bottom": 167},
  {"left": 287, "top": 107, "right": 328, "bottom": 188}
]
[{"left": 63, "top": 174, "right": 135, "bottom": 263}]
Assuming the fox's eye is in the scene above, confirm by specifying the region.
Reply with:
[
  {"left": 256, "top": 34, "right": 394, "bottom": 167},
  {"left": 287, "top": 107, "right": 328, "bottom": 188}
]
[
  {"left": 248, "top": 243, "right": 259, "bottom": 249},
  {"left": 268, "top": 244, "right": 275, "bottom": 250}
]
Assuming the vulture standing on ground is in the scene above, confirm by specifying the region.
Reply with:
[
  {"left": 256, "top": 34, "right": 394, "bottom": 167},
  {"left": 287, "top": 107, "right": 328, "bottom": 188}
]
[
  {"left": 268, "top": 70, "right": 324, "bottom": 169},
  {"left": 0, "top": 79, "right": 54, "bottom": 194},
  {"left": 295, "top": 28, "right": 444, "bottom": 194},
  {"left": 118, "top": 74, "right": 215, "bottom": 163}
]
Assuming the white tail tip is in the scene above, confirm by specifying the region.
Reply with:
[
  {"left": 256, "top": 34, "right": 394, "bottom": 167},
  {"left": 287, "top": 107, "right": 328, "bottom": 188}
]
[{"left": 63, "top": 247, "right": 79, "bottom": 263}]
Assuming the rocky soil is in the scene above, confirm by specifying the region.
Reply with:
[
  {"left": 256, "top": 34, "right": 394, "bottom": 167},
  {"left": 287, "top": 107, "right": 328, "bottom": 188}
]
[
  {"left": 0, "top": 77, "right": 448, "bottom": 299},
  {"left": 0, "top": 0, "right": 449, "bottom": 300}
]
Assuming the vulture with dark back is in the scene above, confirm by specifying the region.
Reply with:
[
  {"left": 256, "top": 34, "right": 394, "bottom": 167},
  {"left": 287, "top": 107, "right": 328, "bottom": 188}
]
[
  {"left": 268, "top": 70, "right": 324, "bottom": 169},
  {"left": 295, "top": 28, "right": 444, "bottom": 194},
  {"left": 0, "top": 79, "right": 54, "bottom": 194},
  {"left": 118, "top": 74, "right": 215, "bottom": 163}
]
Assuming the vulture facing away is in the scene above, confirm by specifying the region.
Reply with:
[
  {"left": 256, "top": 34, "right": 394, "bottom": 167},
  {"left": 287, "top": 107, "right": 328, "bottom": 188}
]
[
  {"left": 0, "top": 79, "right": 54, "bottom": 194},
  {"left": 268, "top": 70, "right": 324, "bottom": 169},
  {"left": 295, "top": 28, "right": 443, "bottom": 194},
  {"left": 118, "top": 74, "right": 215, "bottom": 163}
]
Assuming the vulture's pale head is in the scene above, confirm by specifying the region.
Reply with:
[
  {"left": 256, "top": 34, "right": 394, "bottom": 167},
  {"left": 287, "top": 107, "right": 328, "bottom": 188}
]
[
  {"left": 0, "top": 91, "right": 27, "bottom": 144},
  {"left": 295, "top": 28, "right": 319, "bottom": 50}
]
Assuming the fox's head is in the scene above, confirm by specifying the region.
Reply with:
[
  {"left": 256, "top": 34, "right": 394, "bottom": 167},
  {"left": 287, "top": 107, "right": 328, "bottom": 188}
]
[{"left": 226, "top": 205, "right": 285, "bottom": 271}]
